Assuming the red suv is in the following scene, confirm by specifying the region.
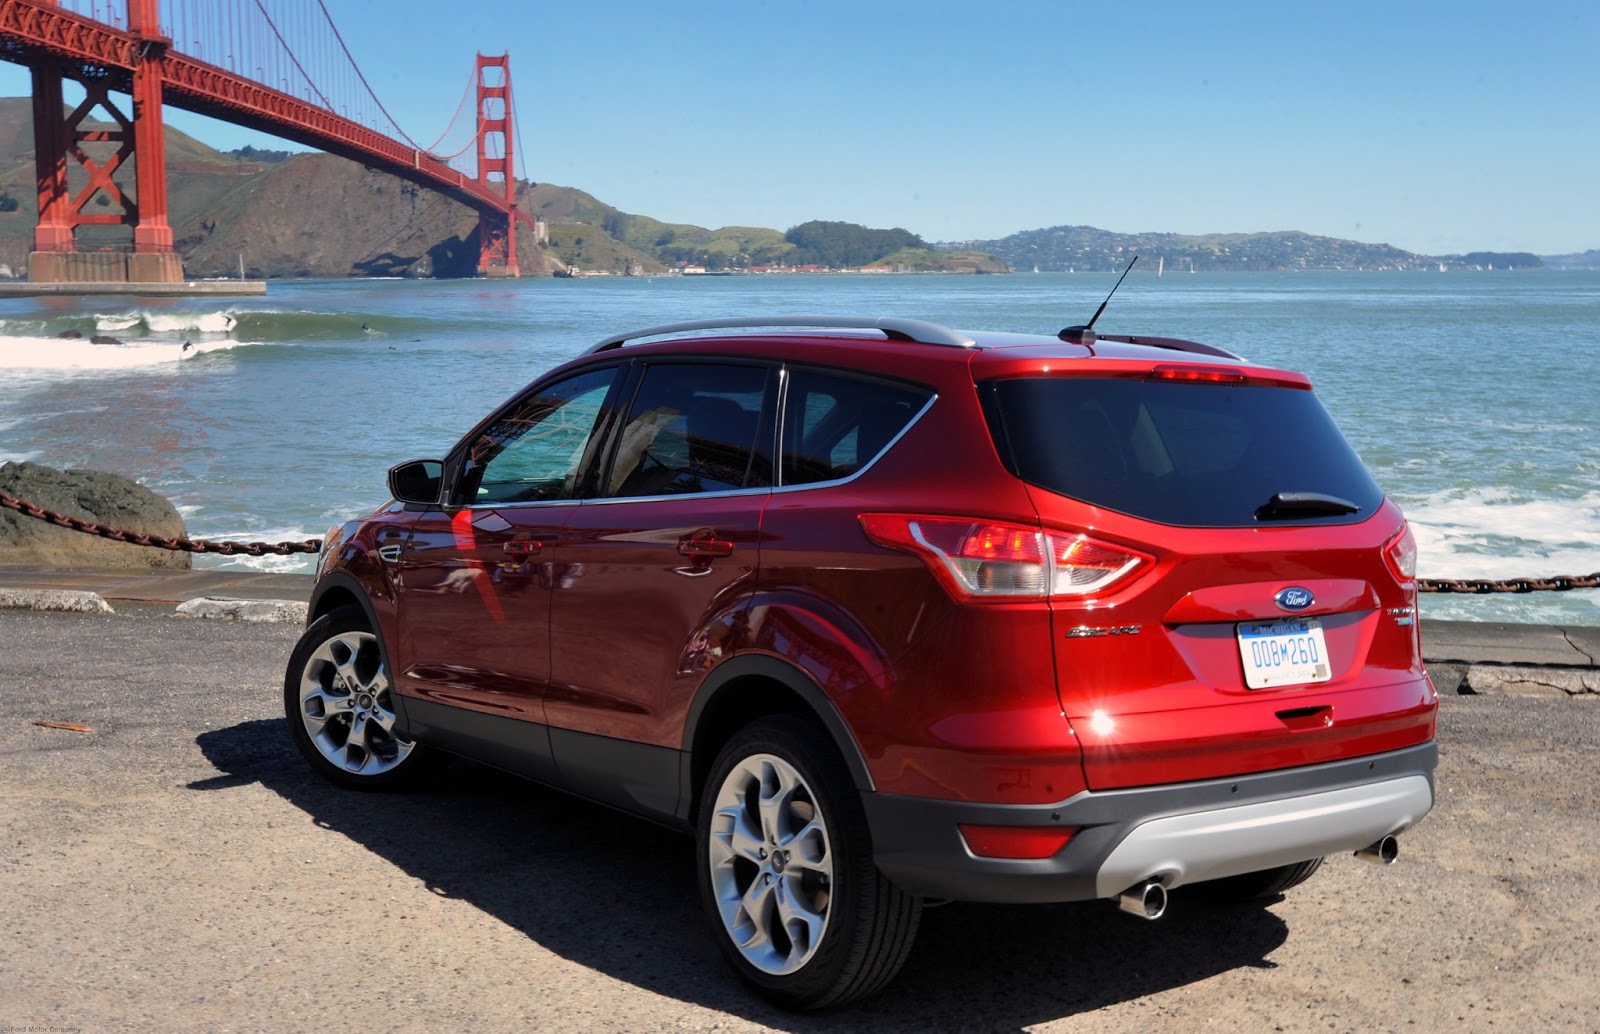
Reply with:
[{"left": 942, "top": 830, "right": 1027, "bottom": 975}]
[{"left": 285, "top": 315, "right": 1437, "bottom": 1009}]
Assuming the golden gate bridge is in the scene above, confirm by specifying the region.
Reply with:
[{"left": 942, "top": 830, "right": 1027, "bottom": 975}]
[{"left": 0, "top": 0, "right": 528, "bottom": 284}]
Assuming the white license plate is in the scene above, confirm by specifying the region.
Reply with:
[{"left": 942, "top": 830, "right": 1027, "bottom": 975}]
[{"left": 1237, "top": 618, "right": 1332, "bottom": 689}]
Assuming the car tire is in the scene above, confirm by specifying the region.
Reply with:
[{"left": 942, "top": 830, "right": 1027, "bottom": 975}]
[
  {"left": 696, "top": 716, "right": 922, "bottom": 1010},
  {"left": 284, "top": 605, "right": 433, "bottom": 790},
  {"left": 1193, "top": 857, "right": 1325, "bottom": 902}
]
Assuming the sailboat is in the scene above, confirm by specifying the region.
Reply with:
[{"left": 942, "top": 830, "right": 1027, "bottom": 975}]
[{"left": 1157, "top": 256, "right": 1164, "bottom": 278}]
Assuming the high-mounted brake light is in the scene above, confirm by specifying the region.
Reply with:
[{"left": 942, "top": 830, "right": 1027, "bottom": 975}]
[
  {"left": 1146, "top": 364, "right": 1313, "bottom": 389},
  {"left": 859, "top": 514, "right": 1150, "bottom": 601},
  {"left": 1147, "top": 365, "right": 1246, "bottom": 384},
  {"left": 1384, "top": 524, "right": 1418, "bottom": 582}
]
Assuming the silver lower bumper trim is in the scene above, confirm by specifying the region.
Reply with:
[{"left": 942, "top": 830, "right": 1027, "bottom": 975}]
[{"left": 1094, "top": 774, "right": 1433, "bottom": 897}]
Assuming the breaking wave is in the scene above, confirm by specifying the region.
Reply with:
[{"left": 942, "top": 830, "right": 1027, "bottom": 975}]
[
  {"left": 1405, "top": 487, "right": 1600, "bottom": 581},
  {"left": 0, "top": 334, "right": 251, "bottom": 371},
  {"left": 93, "top": 311, "right": 238, "bottom": 334}
]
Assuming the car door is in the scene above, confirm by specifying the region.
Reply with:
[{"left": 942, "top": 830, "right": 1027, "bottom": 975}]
[
  {"left": 543, "top": 360, "right": 775, "bottom": 817},
  {"left": 390, "top": 365, "right": 625, "bottom": 777}
]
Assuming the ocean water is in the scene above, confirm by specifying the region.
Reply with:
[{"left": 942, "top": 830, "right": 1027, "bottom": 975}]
[{"left": 1, "top": 270, "right": 1596, "bottom": 625}]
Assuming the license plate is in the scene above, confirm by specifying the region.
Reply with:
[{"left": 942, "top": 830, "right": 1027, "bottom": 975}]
[{"left": 1237, "top": 618, "right": 1331, "bottom": 689}]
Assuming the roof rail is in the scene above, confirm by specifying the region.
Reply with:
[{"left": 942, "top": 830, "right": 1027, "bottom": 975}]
[
  {"left": 586, "top": 316, "right": 977, "bottom": 354},
  {"left": 1090, "top": 333, "right": 1242, "bottom": 360}
]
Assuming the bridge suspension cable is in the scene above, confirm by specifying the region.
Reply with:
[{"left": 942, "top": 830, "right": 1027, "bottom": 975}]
[
  {"left": 307, "top": 0, "right": 425, "bottom": 151},
  {"left": 423, "top": 66, "right": 477, "bottom": 154},
  {"left": 139, "top": 0, "right": 442, "bottom": 154}
]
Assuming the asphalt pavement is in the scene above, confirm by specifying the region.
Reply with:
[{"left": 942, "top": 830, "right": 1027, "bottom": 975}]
[{"left": 0, "top": 602, "right": 1597, "bottom": 1031}]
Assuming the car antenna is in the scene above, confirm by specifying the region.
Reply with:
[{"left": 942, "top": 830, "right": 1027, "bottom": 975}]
[{"left": 1058, "top": 254, "right": 1138, "bottom": 345}]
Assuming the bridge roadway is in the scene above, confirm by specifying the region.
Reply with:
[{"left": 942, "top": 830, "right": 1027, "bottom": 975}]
[{"left": 0, "top": 568, "right": 1596, "bottom": 1029}]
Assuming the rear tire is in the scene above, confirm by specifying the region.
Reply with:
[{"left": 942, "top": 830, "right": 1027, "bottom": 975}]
[
  {"left": 696, "top": 717, "right": 921, "bottom": 1009},
  {"left": 1194, "top": 857, "right": 1325, "bottom": 902},
  {"left": 284, "top": 605, "right": 434, "bottom": 790}
]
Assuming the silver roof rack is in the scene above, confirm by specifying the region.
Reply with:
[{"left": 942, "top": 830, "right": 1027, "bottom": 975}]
[{"left": 586, "top": 316, "right": 977, "bottom": 354}]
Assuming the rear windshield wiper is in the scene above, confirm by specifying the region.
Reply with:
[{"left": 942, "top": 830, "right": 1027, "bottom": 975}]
[{"left": 1255, "top": 491, "right": 1361, "bottom": 521}]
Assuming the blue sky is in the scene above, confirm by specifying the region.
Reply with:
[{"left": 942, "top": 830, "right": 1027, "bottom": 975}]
[{"left": 4, "top": 0, "right": 1595, "bottom": 254}]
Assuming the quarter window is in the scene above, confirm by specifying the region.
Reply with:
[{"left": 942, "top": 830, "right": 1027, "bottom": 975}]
[{"left": 781, "top": 369, "right": 931, "bottom": 486}]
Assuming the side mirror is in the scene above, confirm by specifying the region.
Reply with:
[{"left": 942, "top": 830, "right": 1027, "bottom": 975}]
[{"left": 387, "top": 459, "right": 443, "bottom": 505}]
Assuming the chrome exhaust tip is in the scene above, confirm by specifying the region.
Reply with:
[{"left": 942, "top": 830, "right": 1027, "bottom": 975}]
[
  {"left": 1117, "top": 879, "right": 1167, "bottom": 920},
  {"left": 1354, "top": 835, "right": 1399, "bottom": 865}
]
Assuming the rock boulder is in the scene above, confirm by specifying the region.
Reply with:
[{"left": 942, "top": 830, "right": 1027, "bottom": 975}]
[{"left": 0, "top": 461, "right": 191, "bottom": 569}]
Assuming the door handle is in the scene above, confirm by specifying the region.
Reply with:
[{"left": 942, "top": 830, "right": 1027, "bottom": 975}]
[
  {"left": 504, "top": 533, "right": 558, "bottom": 557},
  {"left": 677, "top": 532, "right": 734, "bottom": 558}
]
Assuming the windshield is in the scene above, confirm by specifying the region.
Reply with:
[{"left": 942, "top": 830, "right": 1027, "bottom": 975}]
[{"left": 983, "top": 376, "right": 1384, "bottom": 527}]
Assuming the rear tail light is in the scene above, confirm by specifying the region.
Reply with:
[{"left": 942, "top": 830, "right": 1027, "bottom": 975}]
[
  {"left": 1384, "top": 524, "right": 1418, "bottom": 582},
  {"left": 859, "top": 514, "right": 1149, "bottom": 601}
]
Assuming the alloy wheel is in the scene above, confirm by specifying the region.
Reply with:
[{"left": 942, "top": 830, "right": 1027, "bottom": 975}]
[
  {"left": 296, "top": 629, "right": 414, "bottom": 777},
  {"left": 705, "top": 752, "right": 834, "bottom": 975}
]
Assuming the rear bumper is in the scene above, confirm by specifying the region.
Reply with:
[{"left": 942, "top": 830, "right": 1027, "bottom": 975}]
[{"left": 861, "top": 741, "right": 1435, "bottom": 903}]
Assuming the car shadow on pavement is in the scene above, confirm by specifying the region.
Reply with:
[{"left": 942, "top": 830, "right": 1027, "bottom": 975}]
[{"left": 194, "top": 719, "right": 1289, "bottom": 1031}]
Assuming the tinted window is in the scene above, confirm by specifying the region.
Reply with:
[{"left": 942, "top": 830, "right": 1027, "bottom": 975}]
[
  {"left": 605, "top": 363, "right": 772, "bottom": 497},
  {"left": 460, "top": 367, "right": 619, "bottom": 504},
  {"left": 986, "top": 377, "right": 1383, "bottom": 526},
  {"left": 781, "top": 369, "right": 931, "bottom": 486}
]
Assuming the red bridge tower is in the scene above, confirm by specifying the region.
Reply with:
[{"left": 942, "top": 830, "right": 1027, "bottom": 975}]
[
  {"left": 29, "top": 0, "right": 182, "bottom": 284},
  {"left": 474, "top": 53, "right": 518, "bottom": 278}
]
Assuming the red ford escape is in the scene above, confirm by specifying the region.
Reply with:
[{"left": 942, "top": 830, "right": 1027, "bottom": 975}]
[{"left": 285, "top": 315, "right": 1437, "bottom": 1009}]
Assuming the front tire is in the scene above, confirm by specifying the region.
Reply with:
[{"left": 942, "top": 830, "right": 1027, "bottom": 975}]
[
  {"left": 696, "top": 717, "right": 921, "bottom": 1010},
  {"left": 284, "top": 605, "right": 432, "bottom": 790}
]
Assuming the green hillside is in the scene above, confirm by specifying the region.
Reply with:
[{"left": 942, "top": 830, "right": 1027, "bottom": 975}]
[{"left": 963, "top": 224, "right": 1438, "bottom": 272}]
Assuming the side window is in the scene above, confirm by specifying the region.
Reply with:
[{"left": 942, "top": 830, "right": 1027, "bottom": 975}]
[
  {"left": 605, "top": 363, "right": 773, "bottom": 498},
  {"left": 781, "top": 369, "right": 931, "bottom": 486},
  {"left": 460, "top": 367, "right": 619, "bottom": 505}
]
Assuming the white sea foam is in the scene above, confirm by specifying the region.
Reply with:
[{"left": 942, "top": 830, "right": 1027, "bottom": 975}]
[
  {"left": 146, "top": 312, "right": 237, "bottom": 334},
  {"left": 1405, "top": 487, "right": 1600, "bottom": 580},
  {"left": 95, "top": 313, "right": 143, "bottom": 331},
  {"left": 0, "top": 449, "right": 41, "bottom": 463},
  {"left": 193, "top": 525, "right": 320, "bottom": 574},
  {"left": 206, "top": 552, "right": 316, "bottom": 574},
  {"left": 0, "top": 335, "right": 249, "bottom": 371}
]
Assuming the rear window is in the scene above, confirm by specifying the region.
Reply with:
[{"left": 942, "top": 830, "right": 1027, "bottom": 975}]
[{"left": 984, "top": 376, "right": 1383, "bottom": 527}]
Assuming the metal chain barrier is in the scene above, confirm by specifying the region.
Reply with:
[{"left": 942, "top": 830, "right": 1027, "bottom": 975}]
[
  {"left": 3, "top": 487, "right": 1597, "bottom": 585},
  {"left": 0, "top": 489, "right": 322, "bottom": 557},
  {"left": 1417, "top": 573, "right": 1600, "bottom": 594}
]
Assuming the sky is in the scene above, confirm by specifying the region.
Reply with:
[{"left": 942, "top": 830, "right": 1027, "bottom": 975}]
[{"left": 3, "top": 0, "right": 1596, "bottom": 255}]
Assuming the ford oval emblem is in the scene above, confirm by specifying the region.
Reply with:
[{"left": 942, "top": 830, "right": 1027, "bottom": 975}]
[{"left": 1275, "top": 587, "right": 1315, "bottom": 612}]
